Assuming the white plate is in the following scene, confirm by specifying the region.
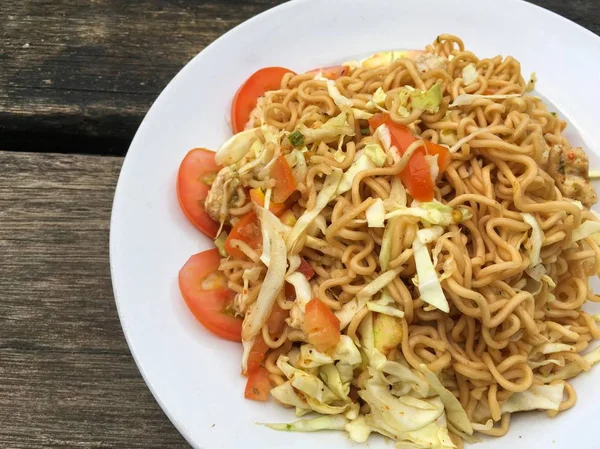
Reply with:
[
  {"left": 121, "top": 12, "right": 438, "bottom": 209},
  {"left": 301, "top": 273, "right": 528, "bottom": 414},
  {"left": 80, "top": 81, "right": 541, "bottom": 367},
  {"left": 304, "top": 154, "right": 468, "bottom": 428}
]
[{"left": 110, "top": 0, "right": 600, "bottom": 447}]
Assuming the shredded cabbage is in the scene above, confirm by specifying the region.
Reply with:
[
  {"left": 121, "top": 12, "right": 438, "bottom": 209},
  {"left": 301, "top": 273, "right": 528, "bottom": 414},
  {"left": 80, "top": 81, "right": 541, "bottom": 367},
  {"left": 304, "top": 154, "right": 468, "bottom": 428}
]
[
  {"left": 299, "top": 111, "right": 355, "bottom": 144},
  {"left": 366, "top": 199, "right": 386, "bottom": 228},
  {"left": 336, "top": 152, "right": 375, "bottom": 195},
  {"left": 241, "top": 207, "right": 287, "bottom": 340},
  {"left": 450, "top": 93, "right": 521, "bottom": 108},
  {"left": 379, "top": 217, "right": 396, "bottom": 271},
  {"left": 501, "top": 384, "right": 564, "bottom": 413},
  {"left": 410, "top": 82, "right": 443, "bottom": 113},
  {"left": 367, "top": 291, "right": 405, "bottom": 318},
  {"left": 572, "top": 220, "right": 600, "bottom": 242},
  {"left": 385, "top": 201, "right": 471, "bottom": 226},
  {"left": 364, "top": 143, "right": 387, "bottom": 167},
  {"left": 420, "top": 365, "right": 473, "bottom": 435},
  {"left": 263, "top": 415, "right": 348, "bottom": 432},
  {"left": 425, "top": 154, "right": 440, "bottom": 183},
  {"left": 214, "top": 127, "right": 258, "bottom": 165},
  {"left": 287, "top": 169, "right": 343, "bottom": 251},
  {"left": 461, "top": 63, "right": 478, "bottom": 86},
  {"left": 522, "top": 213, "right": 543, "bottom": 267},
  {"left": 413, "top": 227, "right": 450, "bottom": 313}
]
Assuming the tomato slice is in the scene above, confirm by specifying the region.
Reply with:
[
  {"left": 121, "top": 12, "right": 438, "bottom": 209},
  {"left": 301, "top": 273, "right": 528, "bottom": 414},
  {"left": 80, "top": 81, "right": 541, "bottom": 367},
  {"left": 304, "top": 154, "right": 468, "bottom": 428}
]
[
  {"left": 307, "top": 65, "right": 348, "bottom": 80},
  {"left": 178, "top": 249, "right": 242, "bottom": 342},
  {"left": 267, "top": 303, "right": 289, "bottom": 336},
  {"left": 298, "top": 258, "right": 315, "bottom": 280},
  {"left": 246, "top": 335, "right": 270, "bottom": 374},
  {"left": 303, "top": 298, "right": 341, "bottom": 352},
  {"left": 231, "top": 67, "right": 295, "bottom": 134},
  {"left": 270, "top": 155, "right": 297, "bottom": 203},
  {"left": 245, "top": 366, "right": 271, "bottom": 401},
  {"left": 369, "top": 114, "right": 452, "bottom": 201},
  {"left": 249, "top": 188, "right": 287, "bottom": 216},
  {"left": 177, "top": 148, "right": 221, "bottom": 238},
  {"left": 224, "top": 211, "right": 262, "bottom": 260}
]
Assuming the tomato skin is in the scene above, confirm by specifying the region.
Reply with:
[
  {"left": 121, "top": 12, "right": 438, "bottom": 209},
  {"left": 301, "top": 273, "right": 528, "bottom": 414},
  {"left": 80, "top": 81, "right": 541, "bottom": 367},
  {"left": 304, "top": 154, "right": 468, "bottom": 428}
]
[
  {"left": 369, "top": 114, "right": 452, "bottom": 201},
  {"left": 297, "top": 258, "right": 315, "bottom": 280},
  {"left": 231, "top": 67, "right": 295, "bottom": 134},
  {"left": 246, "top": 335, "right": 270, "bottom": 374},
  {"left": 224, "top": 211, "right": 262, "bottom": 260},
  {"left": 244, "top": 367, "right": 271, "bottom": 401},
  {"left": 178, "top": 249, "right": 242, "bottom": 342},
  {"left": 303, "top": 298, "right": 341, "bottom": 352},
  {"left": 249, "top": 188, "right": 286, "bottom": 216},
  {"left": 177, "top": 148, "right": 221, "bottom": 238},
  {"left": 266, "top": 303, "right": 289, "bottom": 336},
  {"left": 270, "top": 155, "right": 297, "bottom": 203}
]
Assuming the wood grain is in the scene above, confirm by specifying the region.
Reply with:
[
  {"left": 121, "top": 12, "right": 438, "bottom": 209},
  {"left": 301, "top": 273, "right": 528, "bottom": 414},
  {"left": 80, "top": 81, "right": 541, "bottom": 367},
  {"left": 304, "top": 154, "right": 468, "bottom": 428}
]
[
  {"left": 0, "top": 0, "right": 283, "bottom": 155},
  {"left": 1, "top": 0, "right": 598, "bottom": 156},
  {"left": 0, "top": 151, "right": 189, "bottom": 448}
]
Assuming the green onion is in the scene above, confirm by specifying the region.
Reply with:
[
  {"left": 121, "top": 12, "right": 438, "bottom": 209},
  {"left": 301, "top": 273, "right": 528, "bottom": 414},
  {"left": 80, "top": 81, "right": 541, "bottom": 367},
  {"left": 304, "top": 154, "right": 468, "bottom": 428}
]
[{"left": 288, "top": 130, "right": 305, "bottom": 147}]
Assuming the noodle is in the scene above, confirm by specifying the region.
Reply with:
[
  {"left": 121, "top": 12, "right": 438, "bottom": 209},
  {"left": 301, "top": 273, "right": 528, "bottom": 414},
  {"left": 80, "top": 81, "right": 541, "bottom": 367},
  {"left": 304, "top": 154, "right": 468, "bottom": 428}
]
[{"left": 200, "top": 35, "right": 600, "bottom": 447}]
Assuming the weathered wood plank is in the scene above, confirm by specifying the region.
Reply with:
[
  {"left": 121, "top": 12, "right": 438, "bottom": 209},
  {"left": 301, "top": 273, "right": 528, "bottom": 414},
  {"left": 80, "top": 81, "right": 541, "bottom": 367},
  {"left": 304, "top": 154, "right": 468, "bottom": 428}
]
[
  {"left": 0, "top": 0, "right": 283, "bottom": 155},
  {"left": 0, "top": 151, "right": 189, "bottom": 448},
  {"left": 1, "top": 0, "right": 598, "bottom": 156}
]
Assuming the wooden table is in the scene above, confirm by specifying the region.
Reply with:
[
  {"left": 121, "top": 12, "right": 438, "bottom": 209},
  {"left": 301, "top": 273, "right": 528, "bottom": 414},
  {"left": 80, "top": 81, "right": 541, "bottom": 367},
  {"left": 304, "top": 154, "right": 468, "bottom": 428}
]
[{"left": 1, "top": 1, "right": 598, "bottom": 447}]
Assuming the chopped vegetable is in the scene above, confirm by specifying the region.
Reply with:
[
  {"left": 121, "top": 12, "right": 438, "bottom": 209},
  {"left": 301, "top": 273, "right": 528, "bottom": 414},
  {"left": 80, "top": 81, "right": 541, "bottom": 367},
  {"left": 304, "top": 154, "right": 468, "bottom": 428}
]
[
  {"left": 572, "top": 220, "right": 600, "bottom": 242},
  {"left": 303, "top": 298, "right": 341, "bottom": 352},
  {"left": 366, "top": 198, "right": 386, "bottom": 228},
  {"left": 214, "top": 128, "right": 259, "bottom": 166},
  {"left": 177, "top": 148, "right": 221, "bottom": 238},
  {"left": 364, "top": 143, "right": 387, "bottom": 167},
  {"left": 231, "top": 66, "right": 295, "bottom": 134},
  {"left": 270, "top": 155, "right": 298, "bottom": 203},
  {"left": 410, "top": 82, "right": 442, "bottom": 113},
  {"left": 214, "top": 231, "right": 228, "bottom": 257},
  {"left": 299, "top": 111, "right": 355, "bottom": 144},
  {"left": 522, "top": 213, "right": 544, "bottom": 267},
  {"left": 449, "top": 93, "right": 521, "bottom": 108},
  {"left": 245, "top": 366, "right": 271, "bottom": 401},
  {"left": 373, "top": 313, "right": 403, "bottom": 355},
  {"left": 413, "top": 227, "right": 450, "bottom": 313},
  {"left": 501, "top": 384, "right": 564, "bottom": 413},
  {"left": 249, "top": 188, "right": 286, "bottom": 216},
  {"left": 287, "top": 169, "right": 343, "bottom": 250},
  {"left": 461, "top": 63, "right": 479, "bottom": 85},
  {"left": 288, "top": 130, "right": 305, "bottom": 147},
  {"left": 224, "top": 211, "right": 262, "bottom": 260},
  {"left": 178, "top": 249, "right": 242, "bottom": 341},
  {"left": 241, "top": 207, "right": 287, "bottom": 340}
]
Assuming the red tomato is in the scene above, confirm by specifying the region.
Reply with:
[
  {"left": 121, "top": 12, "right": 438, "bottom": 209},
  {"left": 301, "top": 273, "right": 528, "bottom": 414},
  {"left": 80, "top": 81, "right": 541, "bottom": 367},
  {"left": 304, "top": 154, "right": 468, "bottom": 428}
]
[
  {"left": 231, "top": 67, "right": 295, "bottom": 134},
  {"left": 303, "top": 298, "right": 341, "bottom": 352},
  {"left": 298, "top": 258, "right": 315, "bottom": 280},
  {"left": 270, "top": 155, "right": 297, "bottom": 203},
  {"left": 178, "top": 249, "right": 242, "bottom": 342},
  {"left": 267, "top": 303, "right": 289, "bottom": 336},
  {"left": 249, "top": 188, "right": 287, "bottom": 216},
  {"left": 176, "top": 148, "right": 221, "bottom": 238},
  {"left": 369, "top": 114, "right": 452, "bottom": 201},
  {"left": 246, "top": 335, "right": 270, "bottom": 374},
  {"left": 244, "top": 367, "right": 271, "bottom": 402},
  {"left": 224, "top": 211, "right": 262, "bottom": 260},
  {"left": 307, "top": 65, "right": 348, "bottom": 80}
]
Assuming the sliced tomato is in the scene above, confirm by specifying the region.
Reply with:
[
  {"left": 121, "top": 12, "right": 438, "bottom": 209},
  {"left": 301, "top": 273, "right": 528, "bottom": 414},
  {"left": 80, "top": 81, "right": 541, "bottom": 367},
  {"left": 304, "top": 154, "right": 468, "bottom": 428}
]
[
  {"left": 307, "top": 65, "right": 348, "bottom": 80},
  {"left": 231, "top": 67, "right": 295, "bottom": 134},
  {"left": 270, "top": 155, "right": 297, "bottom": 203},
  {"left": 267, "top": 303, "right": 289, "bottom": 336},
  {"left": 177, "top": 148, "right": 221, "bottom": 238},
  {"left": 284, "top": 282, "right": 296, "bottom": 301},
  {"left": 369, "top": 114, "right": 452, "bottom": 201},
  {"left": 249, "top": 188, "right": 287, "bottom": 216},
  {"left": 244, "top": 366, "right": 271, "bottom": 401},
  {"left": 303, "top": 298, "right": 341, "bottom": 352},
  {"left": 246, "top": 335, "right": 270, "bottom": 374},
  {"left": 178, "top": 249, "right": 242, "bottom": 342},
  {"left": 298, "top": 258, "right": 315, "bottom": 280},
  {"left": 224, "top": 211, "right": 262, "bottom": 260}
]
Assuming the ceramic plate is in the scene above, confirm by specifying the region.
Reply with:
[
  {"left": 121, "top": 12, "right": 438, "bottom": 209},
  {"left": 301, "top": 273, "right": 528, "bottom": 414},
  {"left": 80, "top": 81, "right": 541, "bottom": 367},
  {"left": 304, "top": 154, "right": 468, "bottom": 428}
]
[{"left": 110, "top": 0, "right": 600, "bottom": 447}]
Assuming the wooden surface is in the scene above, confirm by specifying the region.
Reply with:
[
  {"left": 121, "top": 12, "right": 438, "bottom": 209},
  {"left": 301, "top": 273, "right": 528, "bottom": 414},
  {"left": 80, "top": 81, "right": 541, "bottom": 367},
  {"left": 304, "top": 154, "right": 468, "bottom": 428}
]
[
  {"left": 0, "top": 0, "right": 598, "bottom": 156},
  {"left": 0, "top": 0, "right": 599, "bottom": 448},
  {"left": 0, "top": 151, "right": 190, "bottom": 448}
]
